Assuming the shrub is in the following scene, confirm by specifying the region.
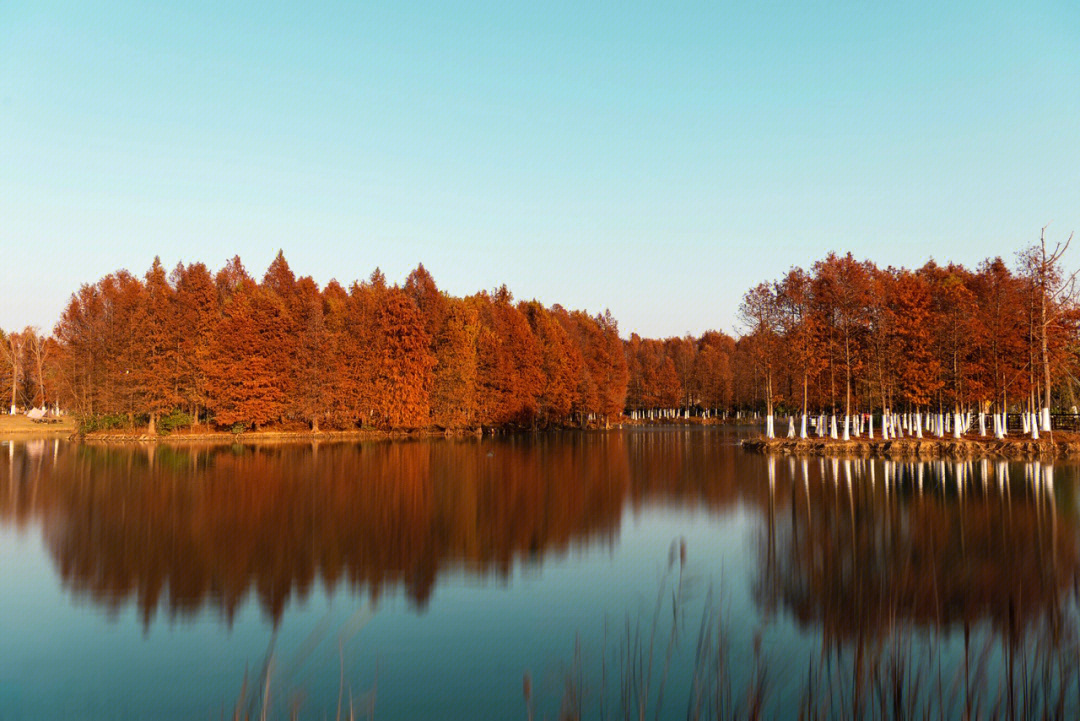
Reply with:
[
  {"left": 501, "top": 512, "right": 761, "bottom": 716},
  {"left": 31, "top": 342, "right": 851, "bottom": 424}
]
[
  {"left": 157, "top": 409, "right": 193, "bottom": 435},
  {"left": 78, "top": 413, "right": 129, "bottom": 434}
]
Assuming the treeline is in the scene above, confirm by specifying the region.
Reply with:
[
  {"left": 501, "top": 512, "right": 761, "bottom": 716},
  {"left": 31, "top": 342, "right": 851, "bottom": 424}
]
[
  {"left": 5, "top": 234, "right": 1077, "bottom": 436},
  {"left": 19, "top": 253, "right": 658, "bottom": 433},
  {"left": 737, "top": 231, "right": 1080, "bottom": 437}
]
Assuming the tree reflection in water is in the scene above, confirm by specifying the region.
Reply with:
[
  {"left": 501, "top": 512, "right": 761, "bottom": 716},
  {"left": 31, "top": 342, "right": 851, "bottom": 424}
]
[
  {"left": 8, "top": 437, "right": 1080, "bottom": 717},
  {"left": 756, "top": 456, "right": 1079, "bottom": 639},
  {"left": 753, "top": 455, "right": 1080, "bottom": 718},
  {"left": 0, "top": 433, "right": 743, "bottom": 626}
]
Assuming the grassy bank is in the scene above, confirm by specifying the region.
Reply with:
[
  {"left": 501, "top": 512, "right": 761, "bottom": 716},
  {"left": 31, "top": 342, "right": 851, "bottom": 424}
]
[{"left": 0, "top": 414, "right": 77, "bottom": 438}]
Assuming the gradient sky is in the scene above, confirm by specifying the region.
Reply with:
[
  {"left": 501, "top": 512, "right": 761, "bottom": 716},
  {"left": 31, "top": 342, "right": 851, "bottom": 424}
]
[{"left": 2, "top": 1, "right": 1079, "bottom": 338}]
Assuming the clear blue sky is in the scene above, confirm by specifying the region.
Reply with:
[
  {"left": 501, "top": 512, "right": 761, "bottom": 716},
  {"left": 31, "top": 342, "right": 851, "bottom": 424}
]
[{"left": 2, "top": 0, "right": 1078, "bottom": 338}]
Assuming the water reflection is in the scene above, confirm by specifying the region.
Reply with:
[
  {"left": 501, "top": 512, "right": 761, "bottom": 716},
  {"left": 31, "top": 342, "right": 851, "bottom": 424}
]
[
  {"left": 0, "top": 433, "right": 749, "bottom": 626},
  {"left": 755, "top": 455, "right": 1080, "bottom": 643},
  {"left": 3, "top": 436, "right": 1080, "bottom": 647}
]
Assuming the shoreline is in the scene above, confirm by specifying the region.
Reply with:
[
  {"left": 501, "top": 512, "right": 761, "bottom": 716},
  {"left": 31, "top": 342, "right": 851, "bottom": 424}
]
[
  {"left": 0, "top": 416, "right": 741, "bottom": 444},
  {"left": 75, "top": 427, "right": 475, "bottom": 444},
  {"left": 741, "top": 434, "right": 1080, "bottom": 459}
]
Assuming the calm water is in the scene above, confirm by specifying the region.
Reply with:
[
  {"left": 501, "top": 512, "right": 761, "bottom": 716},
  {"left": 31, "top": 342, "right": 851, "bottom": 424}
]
[{"left": 2, "top": 427, "right": 1079, "bottom": 719}]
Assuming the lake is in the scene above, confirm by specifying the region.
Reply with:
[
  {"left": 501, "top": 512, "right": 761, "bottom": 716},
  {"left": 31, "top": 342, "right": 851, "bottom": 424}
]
[{"left": 2, "top": 427, "right": 1078, "bottom": 719}]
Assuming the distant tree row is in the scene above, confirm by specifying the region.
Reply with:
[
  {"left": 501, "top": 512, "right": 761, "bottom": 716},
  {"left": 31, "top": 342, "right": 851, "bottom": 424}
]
[
  {"left": 31, "top": 253, "right": 643, "bottom": 433},
  {"left": 0, "top": 327, "right": 53, "bottom": 415},
  {"left": 624, "top": 332, "right": 735, "bottom": 414},
  {"left": 736, "top": 230, "right": 1080, "bottom": 437}
]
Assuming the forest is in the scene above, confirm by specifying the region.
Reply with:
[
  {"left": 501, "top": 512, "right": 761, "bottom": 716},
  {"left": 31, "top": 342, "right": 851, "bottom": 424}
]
[
  {"left": 737, "top": 230, "right": 1079, "bottom": 439},
  {"left": 1, "top": 253, "right": 644, "bottom": 433},
  {"left": 0, "top": 232, "right": 1076, "bottom": 436}
]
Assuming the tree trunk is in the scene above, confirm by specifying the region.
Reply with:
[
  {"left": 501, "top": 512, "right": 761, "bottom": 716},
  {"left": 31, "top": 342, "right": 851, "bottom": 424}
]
[
  {"left": 1040, "top": 230, "right": 1054, "bottom": 432},
  {"left": 843, "top": 335, "right": 851, "bottom": 441}
]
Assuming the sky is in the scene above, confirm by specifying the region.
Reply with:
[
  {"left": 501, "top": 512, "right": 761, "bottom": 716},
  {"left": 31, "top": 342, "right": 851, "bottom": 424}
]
[{"left": 2, "top": 1, "right": 1079, "bottom": 339}]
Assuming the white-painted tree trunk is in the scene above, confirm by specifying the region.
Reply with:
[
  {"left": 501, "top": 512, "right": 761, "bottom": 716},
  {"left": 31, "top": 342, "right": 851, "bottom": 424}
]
[
  {"left": 842, "top": 415, "right": 850, "bottom": 441},
  {"left": 1041, "top": 407, "right": 1051, "bottom": 432},
  {"left": 830, "top": 415, "right": 838, "bottom": 439},
  {"left": 868, "top": 415, "right": 875, "bottom": 439},
  {"left": 1031, "top": 412, "right": 1040, "bottom": 439},
  {"left": 936, "top": 413, "right": 944, "bottom": 438},
  {"left": 953, "top": 411, "right": 962, "bottom": 439},
  {"left": 914, "top": 411, "right": 923, "bottom": 438},
  {"left": 799, "top": 414, "right": 807, "bottom": 439},
  {"left": 765, "top": 413, "right": 775, "bottom": 439},
  {"left": 882, "top": 413, "right": 890, "bottom": 440},
  {"left": 978, "top": 412, "right": 986, "bottom": 436},
  {"left": 787, "top": 416, "right": 795, "bottom": 438}
]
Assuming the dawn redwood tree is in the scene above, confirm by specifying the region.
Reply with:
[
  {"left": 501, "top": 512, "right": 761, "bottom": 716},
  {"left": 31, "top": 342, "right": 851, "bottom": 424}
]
[
  {"left": 320, "top": 279, "right": 354, "bottom": 428},
  {"left": 208, "top": 261, "right": 289, "bottom": 430},
  {"left": 53, "top": 284, "right": 105, "bottom": 416},
  {"left": 469, "top": 287, "right": 543, "bottom": 428},
  {"left": 1019, "top": 227, "right": 1078, "bottom": 430},
  {"left": 428, "top": 298, "right": 479, "bottom": 429},
  {"left": 556, "top": 310, "right": 601, "bottom": 422},
  {"left": 666, "top": 335, "right": 697, "bottom": 412},
  {"left": 406, "top": 265, "right": 480, "bottom": 429},
  {"left": 888, "top": 269, "right": 942, "bottom": 416},
  {"left": 24, "top": 329, "right": 50, "bottom": 409},
  {"left": 404, "top": 263, "right": 447, "bottom": 340},
  {"left": 924, "top": 262, "right": 980, "bottom": 432},
  {"left": 691, "top": 331, "right": 735, "bottom": 412},
  {"left": 261, "top": 251, "right": 302, "bottom": 409},
  {"left": 813, "top": 253, "right": 872, "bottom": 440},
  {"left": 368, "top": 287, "right": 434, "bottom": 430},
  {"left": 172, "top": 262, "right": 219, "bottom": 425},
  {"left": 595, "top": 310, "right": 629, "bottom": 421},
  {"left": 523, "top": 302, "right": 580, "bottom": 426},
  {"left": 139, "top": 258, "right": 179, "bottom": 434},
  {"left": 0, "top": 329, "right": 26, "bottom": 414},
  {"left": 739, "top": 282, "right": 782, "bottom": 437},
  {"left": 656, "top": 356, "right": 682, "bottom": 411},
  {"left": 776, "top": 268, "right": 820, "bottom": 436},
  {"left": 555, "top": 309, "right": 627, "bottom": 425},
  {"left": 291, "top": 276, "right": 336, "bottom": 431},
  {"left": 339, "top": 269, "right": 391, "bottom": 426},
  {"left": 100, "top": 271, "right": 148, "bottom": 423},
  {"left": 623, "top": 334, "right": 645, "bottom": 413}
]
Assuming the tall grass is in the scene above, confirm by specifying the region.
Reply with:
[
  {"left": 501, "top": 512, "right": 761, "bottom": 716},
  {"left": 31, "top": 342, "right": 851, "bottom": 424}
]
[{"left": 532, "top": 541, "right": 1080, "bottom": 721}]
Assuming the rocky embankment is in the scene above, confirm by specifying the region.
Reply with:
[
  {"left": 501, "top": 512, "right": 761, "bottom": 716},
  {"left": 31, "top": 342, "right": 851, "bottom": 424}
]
[{"left": 741, "top": 434, "right": 1080, "bottom": 459}]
